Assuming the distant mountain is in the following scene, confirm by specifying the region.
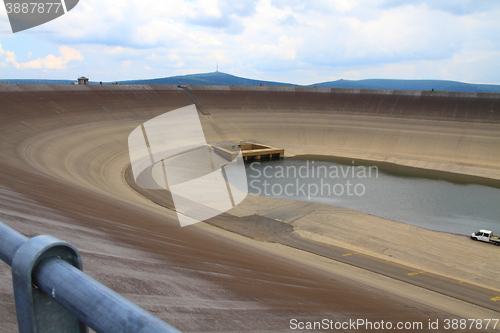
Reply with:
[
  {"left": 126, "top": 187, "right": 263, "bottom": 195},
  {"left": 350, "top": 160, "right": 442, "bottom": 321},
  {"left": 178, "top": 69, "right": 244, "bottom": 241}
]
[
  {"left": 125, "top": 72, "right": 500, "bottom": 93},
  {"left": 2, "top": 72, "right": 500, "bottom": 93},
  {"left": 310, "top": 79, "right": 500, "bottom": 93},
  {"left": 122, "top": 71, "right": 294, "bottom": 87}
]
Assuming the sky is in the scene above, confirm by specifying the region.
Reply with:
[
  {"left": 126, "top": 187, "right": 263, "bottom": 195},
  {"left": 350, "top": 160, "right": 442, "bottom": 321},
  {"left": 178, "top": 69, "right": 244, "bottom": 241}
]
[{"left": 0, "top": 0, "right": 499, "bottom": 85}]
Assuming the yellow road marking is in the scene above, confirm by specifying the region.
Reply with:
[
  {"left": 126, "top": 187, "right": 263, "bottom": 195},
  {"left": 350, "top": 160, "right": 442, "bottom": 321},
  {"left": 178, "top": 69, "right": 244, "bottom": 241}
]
[
  {"left": 408, "top": 270, "right": 426, "bottom": 276},
  {"left": 491, "top": 296, "right": 500, "bottom": 301},
  {"left": 342, "top": 252, "right": 359, "bottom": 257}
]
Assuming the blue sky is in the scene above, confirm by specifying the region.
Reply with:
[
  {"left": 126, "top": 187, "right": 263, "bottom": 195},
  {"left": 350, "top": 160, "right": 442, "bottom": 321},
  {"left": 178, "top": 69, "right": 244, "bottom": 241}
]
[{"left": 1, "top": 0, "right": 499, "bottom": 84}]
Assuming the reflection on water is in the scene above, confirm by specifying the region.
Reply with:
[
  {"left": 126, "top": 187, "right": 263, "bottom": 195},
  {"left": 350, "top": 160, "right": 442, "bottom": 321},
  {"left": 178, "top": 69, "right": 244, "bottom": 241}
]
[{"left": 244, "top": 157, "right": 500, "bottom": 236}]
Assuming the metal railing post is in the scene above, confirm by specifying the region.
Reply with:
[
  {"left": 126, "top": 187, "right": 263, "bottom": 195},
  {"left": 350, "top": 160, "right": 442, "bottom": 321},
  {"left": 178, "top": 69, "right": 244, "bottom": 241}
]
[
  {"left": 11, "top": 235, "right": 88, "bottom": 333},
  {"left": 0, "top": 221, "right": 182, "bottom": 333}
]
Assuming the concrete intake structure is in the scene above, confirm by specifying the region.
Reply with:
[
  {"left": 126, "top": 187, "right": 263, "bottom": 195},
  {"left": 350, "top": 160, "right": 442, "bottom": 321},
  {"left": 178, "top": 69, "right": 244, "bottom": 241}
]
[{"left": 213, "top": 142, "right": 284, "bottom": 161}]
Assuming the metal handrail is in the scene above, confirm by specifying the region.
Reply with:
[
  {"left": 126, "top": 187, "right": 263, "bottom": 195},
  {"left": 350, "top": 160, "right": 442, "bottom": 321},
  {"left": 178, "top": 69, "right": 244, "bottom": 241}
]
[{"left": 0, "top": 221, "right": 182, "bottom": 333}]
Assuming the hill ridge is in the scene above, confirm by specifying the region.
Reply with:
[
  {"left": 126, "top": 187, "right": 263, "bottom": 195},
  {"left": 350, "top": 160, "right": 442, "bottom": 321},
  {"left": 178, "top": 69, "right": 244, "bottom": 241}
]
[{"left": 2, "top": 72, "right": 500, "bottom": 93}]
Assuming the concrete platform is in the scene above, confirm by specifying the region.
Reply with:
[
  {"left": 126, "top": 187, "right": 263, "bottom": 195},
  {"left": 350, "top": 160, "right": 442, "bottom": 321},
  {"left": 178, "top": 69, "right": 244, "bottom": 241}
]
[{"left": 213, "top": 141, "right": 284, "bottom": 161}]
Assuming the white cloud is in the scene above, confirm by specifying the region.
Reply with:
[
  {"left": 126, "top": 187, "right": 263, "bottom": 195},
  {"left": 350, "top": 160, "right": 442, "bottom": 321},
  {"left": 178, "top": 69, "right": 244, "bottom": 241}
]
[
  {"left": 20, "top": 46, "right": 83, "bottom": 69},
  {"left": 2, "top": 0, "right": 500, "bottom": 84},
  {"left": 103, "top": 46, "right": 128, "bottom": 55},
  {"left": 0, "top": 45, "right": 83, "bottom": 70},
  {"left": 121, "top": 59, "right": 132, "bottom": 70},
  {"left": 0, "top": 44, "right": 18, "bottom": 68}
]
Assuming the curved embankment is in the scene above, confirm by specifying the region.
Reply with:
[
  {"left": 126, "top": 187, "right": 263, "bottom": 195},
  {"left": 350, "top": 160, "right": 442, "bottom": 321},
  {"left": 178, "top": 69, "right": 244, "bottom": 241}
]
[
  {"left": 189, "top": 85, "right": 500, "bottom": 295},
  {"left": 133, "top": 85, "right": 500, "bottom": 307},
  {"left": 191, "top": 85, "right": 500, "bottom": 180},
  {"left": 0, "top": 84, "right": 499, "bottom": 332}
]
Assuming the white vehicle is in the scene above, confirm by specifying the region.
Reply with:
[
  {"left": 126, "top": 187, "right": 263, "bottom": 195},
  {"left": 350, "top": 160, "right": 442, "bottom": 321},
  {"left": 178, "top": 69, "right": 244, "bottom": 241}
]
[{"left": 471, "top": 229, "right": 500, "bottom": 246}]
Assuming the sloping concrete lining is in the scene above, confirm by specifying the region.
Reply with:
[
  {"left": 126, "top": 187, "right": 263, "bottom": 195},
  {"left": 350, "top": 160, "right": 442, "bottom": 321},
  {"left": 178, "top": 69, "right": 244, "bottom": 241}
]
[
  {"left": 2, "top": 85, "right": 500, "bottom": 331},
  {"left": 128, "top": 104, "right": 248, "bottom": 226}
]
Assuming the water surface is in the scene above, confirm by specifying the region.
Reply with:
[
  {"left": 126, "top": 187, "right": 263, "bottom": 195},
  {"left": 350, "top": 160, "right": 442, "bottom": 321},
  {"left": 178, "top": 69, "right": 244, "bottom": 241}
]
[{"left": 244, "top": 157, "right": 500, "bottom": 236}]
